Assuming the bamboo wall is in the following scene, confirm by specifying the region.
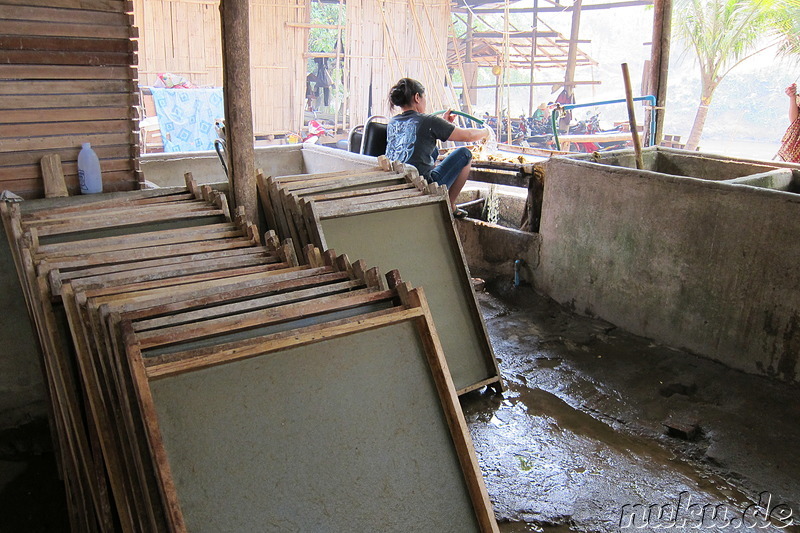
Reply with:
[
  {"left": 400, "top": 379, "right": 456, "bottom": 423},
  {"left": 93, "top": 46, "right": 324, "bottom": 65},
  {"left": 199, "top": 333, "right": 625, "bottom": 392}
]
[
  {"left": 132, "top": 0, "right": 310, "bottom": 136},
  {"left": 345, "top": 0, "right": 455, "bottom": 126},
  {"left": 133, "top": 0, "right": 223, "bottom": 89},
  {"left": 0, "top": 0, "right": 140, "bottom": 199}
]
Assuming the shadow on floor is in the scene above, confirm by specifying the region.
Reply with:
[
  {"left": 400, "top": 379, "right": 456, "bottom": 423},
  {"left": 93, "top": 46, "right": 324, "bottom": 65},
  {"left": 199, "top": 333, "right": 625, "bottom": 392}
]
[{"left": 0, "top": 418, "right": 68, "bottom": 532}]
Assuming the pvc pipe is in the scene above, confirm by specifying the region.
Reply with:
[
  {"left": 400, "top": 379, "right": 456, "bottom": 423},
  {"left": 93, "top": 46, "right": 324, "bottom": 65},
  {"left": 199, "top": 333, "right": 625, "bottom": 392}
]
[
  {"left": 432, "top": 109, "right": 485, "bottom": 125},
  {"left": 550, "top": 95, "right": 657, "bottom": 151}
]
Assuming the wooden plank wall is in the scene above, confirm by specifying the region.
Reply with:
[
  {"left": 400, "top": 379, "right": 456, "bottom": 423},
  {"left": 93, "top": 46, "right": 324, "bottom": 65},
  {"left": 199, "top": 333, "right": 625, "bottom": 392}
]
[
  {"left": 0, "top": 0, "right": 140, "bottom": 199},
  {"left": 132, "top": 0, "right": 309, "bottom": 137},
  {"left": 345, "top": 0, "right": 454, "bottom": 126}
]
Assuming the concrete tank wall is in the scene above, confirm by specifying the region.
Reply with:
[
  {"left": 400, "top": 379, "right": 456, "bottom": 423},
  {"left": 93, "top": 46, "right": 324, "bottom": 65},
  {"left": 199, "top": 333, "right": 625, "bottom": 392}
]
[
  {"left": 140, "top": 143, "right": 377, "bottom": 186},
  {"left": 535, "top": 150, "right": 800, "bottom": 383}
]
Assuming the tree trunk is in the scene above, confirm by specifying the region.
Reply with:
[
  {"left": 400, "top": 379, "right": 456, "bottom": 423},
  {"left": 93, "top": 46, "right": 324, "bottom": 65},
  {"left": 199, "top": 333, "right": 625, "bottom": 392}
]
[{"left": 684, "top": 83, "right": 715, "bottom": 151}]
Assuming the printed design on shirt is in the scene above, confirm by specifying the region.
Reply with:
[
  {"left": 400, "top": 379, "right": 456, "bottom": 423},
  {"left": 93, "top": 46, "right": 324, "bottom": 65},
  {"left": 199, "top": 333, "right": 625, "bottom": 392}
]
[{"left": 386, "top": 118, "right": 419, "bottom": 163}]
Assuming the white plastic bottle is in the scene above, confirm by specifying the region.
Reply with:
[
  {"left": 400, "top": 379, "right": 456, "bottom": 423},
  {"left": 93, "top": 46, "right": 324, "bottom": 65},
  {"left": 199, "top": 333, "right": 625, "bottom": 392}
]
[{"left": 77, "top": 142, "right": 103, "bottom": 194}]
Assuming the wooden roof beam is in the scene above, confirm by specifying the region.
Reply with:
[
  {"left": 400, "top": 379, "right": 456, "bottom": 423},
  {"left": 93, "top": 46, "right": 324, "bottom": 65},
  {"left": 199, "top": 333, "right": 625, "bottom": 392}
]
[
  {"left": 472, "top": 31, "right": 558, "bottom": 39},
  {"left": 453, "top": 0, "right": 653, "bottom": 14},
  {"left": 453, "top": 81, "right": 601, "bottom": 88}
]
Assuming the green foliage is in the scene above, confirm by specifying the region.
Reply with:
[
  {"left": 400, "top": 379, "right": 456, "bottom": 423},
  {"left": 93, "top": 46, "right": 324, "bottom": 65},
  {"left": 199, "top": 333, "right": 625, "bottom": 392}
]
[
  {"left": 308, "top": 1, "right": 343, "bottom": 53},
  {"left": 772, "top": 0, "right": 800, "bottom": 61},
  {"left": 305, "top": 0, "right": 345, "bottom": 113},
  {"left": 673, "top": 0, "right": 785, "bottom": 148},
  {"left": 675, "top": 0, "right": 776, "bottom": 87}
]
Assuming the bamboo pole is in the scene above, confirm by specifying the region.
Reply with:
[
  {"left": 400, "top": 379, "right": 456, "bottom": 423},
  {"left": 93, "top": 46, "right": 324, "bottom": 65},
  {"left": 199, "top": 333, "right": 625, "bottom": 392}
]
[
  {"left": 334, "top": 0, "right": 344, "bottom": 133},
  {"left": 406, "top": 0, "right": 453, "bottom": 111},
  {"left": 220, "top": 0, "right": 257, "bottom": 221},
  {"left": 418, "top": 0, "right": 461, "bottom": 109},
  {"left": 448, "top": 19, "right": 474, "bottom": 114},
  {"left": 622, "top": 63, "right": 643, "bottom": 170}
]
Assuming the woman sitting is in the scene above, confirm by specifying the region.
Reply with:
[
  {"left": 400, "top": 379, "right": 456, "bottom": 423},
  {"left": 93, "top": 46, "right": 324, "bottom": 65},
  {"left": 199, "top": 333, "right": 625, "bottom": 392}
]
[{"left": 385, "top": 78, "right": 488, "bottom": 217}]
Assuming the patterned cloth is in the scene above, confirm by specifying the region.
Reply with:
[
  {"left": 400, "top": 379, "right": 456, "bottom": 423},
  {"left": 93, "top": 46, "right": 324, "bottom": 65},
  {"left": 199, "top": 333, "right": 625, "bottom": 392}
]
[
  {"left": 150, "top": 87, "right": 224, "bottom": 152},
  {"left": 385, "top": 110, "right": 455, "bottom": 179},
  {"left": 777, "top": 116, "right": 800, "bottom": 163}
]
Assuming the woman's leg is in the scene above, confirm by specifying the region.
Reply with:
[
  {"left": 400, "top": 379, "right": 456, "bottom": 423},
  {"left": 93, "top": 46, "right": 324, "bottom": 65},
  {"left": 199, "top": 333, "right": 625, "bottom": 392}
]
[
  {"left": 429, "top": 146, "right": 472, "bottom": 209},
  {"left": 447, "top": 160, "right": 471, "bottom": 207}
]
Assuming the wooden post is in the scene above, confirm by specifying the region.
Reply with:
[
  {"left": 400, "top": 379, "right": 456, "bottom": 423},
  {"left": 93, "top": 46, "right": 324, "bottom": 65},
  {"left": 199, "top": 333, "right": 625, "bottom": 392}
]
[
  {"left": 649, "top": 0, "right": 672, "bottom": 146},
  {"left": 463, "top": 12, "right": 478, "bottom": 112},
  {"left": 220, "top": 0, "right": 257, "bottom": 222},
  {"left": 465, "top": 12, "right": 473, "bottom": 63},
  {"left": 494, "top": 58, "right": 501, "bottom": 135},
  {"left": 563, "top": 0, "right": 583, "bottom": 102},
  {"left": 503, "top": 0, "right": 511, "bottom": 144},
  {"left": 528, "top": 0, "right": 539, "bottom": 117}
]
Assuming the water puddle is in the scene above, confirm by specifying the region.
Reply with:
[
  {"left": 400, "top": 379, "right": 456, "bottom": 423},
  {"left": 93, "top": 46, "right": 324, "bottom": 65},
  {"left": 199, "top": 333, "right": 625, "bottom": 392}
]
[{"left": 466, "top": 287, "right": 799, "bottom": 532}]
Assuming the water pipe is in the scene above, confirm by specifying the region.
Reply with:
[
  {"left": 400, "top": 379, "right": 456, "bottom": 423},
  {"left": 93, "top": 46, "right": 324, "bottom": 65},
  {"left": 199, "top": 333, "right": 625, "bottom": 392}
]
[
  {"left": 214, "top": 139, "right": 228, "bottom": 178},
  {"left": 432, "top": 109, "right": 485, "bottom": 126},
  {"left": 549, "top": 95, "right": 657, "bottom": 151}
]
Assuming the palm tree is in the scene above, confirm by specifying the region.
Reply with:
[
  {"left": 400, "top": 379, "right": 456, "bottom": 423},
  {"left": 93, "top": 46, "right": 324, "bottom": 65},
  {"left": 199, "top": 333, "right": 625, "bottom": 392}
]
[
  {"left": 772, "top": 0, "right": 800, "bottom": 60},
  {"left": 675, "top": 0, "right": 777, "bottom": 151}
]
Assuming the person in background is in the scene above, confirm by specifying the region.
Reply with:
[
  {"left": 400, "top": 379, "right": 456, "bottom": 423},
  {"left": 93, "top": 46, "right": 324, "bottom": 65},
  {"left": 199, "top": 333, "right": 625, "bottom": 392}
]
[
  {"left": 532, "top": 103, "right": 551, "bottom": 131},
  {"left": 305, "top": 72, "right": 317, "bottom": 112},
  {"left": 777, "top": 82, "right": 800, "bottom": 163},
  {"left": 385, "top": 78, "right": 488, "bottom": 218}
]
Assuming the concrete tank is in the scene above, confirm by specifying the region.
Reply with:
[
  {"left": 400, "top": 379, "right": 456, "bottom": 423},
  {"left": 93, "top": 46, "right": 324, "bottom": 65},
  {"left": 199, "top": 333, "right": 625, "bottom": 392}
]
[{"left": 535, "top": 146, "right": 800, "bottom": 383}]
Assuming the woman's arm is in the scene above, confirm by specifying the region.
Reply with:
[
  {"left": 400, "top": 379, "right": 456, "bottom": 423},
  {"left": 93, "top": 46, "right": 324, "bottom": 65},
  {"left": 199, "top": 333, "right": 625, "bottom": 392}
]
[
  {"left": 448, "top": 126, "right": 489, "bottom": 142},
  {"left": 787, "top": 84, "right": 799, "bottom": 123}
]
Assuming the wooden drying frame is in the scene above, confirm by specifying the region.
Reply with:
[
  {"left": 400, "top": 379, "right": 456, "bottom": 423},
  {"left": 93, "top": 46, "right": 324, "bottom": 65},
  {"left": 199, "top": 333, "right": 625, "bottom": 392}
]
[
  {"left": 56, "top": 252, "right": 379, "bottom": 530},
  {"left": 1, "top": 201, "right": 114, "bottom": 531},
  {"left": 57, "top": 255, "right": 352, "bottom": 533},
  {"left": 302, "top": 191, "right": 503, "bottom": 395},
  {"left": 257, "top": 161, "right": 425, "bottom": 260},
  {"left": 254, "top": 155, "right": 396, "bottom": 241},
  {"left": 0, "top": 180, "right": 239, "bottom": 529},
  {"left": 122, "top": 282, "right": 499, "bottom": 533},
  {"left": 48, "top": 240, "right": 302, "bottom": 531}
]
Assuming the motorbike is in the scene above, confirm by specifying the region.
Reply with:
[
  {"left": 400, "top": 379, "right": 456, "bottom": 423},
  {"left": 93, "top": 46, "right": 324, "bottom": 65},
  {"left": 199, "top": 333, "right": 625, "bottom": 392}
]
[{"left": 565, "top": 112, "right": 631, "bottom": 153}]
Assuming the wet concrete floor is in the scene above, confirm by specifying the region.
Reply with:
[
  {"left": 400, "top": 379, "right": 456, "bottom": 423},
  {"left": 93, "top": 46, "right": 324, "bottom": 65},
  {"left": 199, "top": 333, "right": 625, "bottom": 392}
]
[
  {"left": 469, "top": 280, "right": 799, "bottom": 532},
  {"left": 1, "top": 279, "right": 798, "bottom": 532}
]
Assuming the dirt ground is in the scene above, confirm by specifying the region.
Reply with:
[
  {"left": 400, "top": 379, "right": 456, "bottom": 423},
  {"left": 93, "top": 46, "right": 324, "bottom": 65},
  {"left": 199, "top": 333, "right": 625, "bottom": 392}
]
[
  {"left": 468, "top": 280, "right": 799, "bottom": 532},
  {"left": 1, "top": 280, "right": 798, "bottom": 532}
]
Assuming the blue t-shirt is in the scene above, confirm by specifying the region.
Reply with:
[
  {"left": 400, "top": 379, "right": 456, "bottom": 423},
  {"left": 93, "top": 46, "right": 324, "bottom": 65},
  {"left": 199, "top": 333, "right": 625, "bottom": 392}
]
[{"left": 385, "top": 111, "right": 455, "bottom": 178}]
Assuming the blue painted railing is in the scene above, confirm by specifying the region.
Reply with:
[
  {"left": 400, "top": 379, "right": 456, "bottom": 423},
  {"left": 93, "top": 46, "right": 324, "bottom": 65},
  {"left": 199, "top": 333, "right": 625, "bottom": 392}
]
[{"left": 550, "top": 95, "right": 657, "bottom": 151}]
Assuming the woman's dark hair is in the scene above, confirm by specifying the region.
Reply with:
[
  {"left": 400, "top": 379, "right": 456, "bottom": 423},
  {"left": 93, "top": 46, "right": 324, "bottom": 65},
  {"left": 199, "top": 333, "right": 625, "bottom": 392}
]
[{"left": 388, "top": 78, "right": 425, "bottom": 108}]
